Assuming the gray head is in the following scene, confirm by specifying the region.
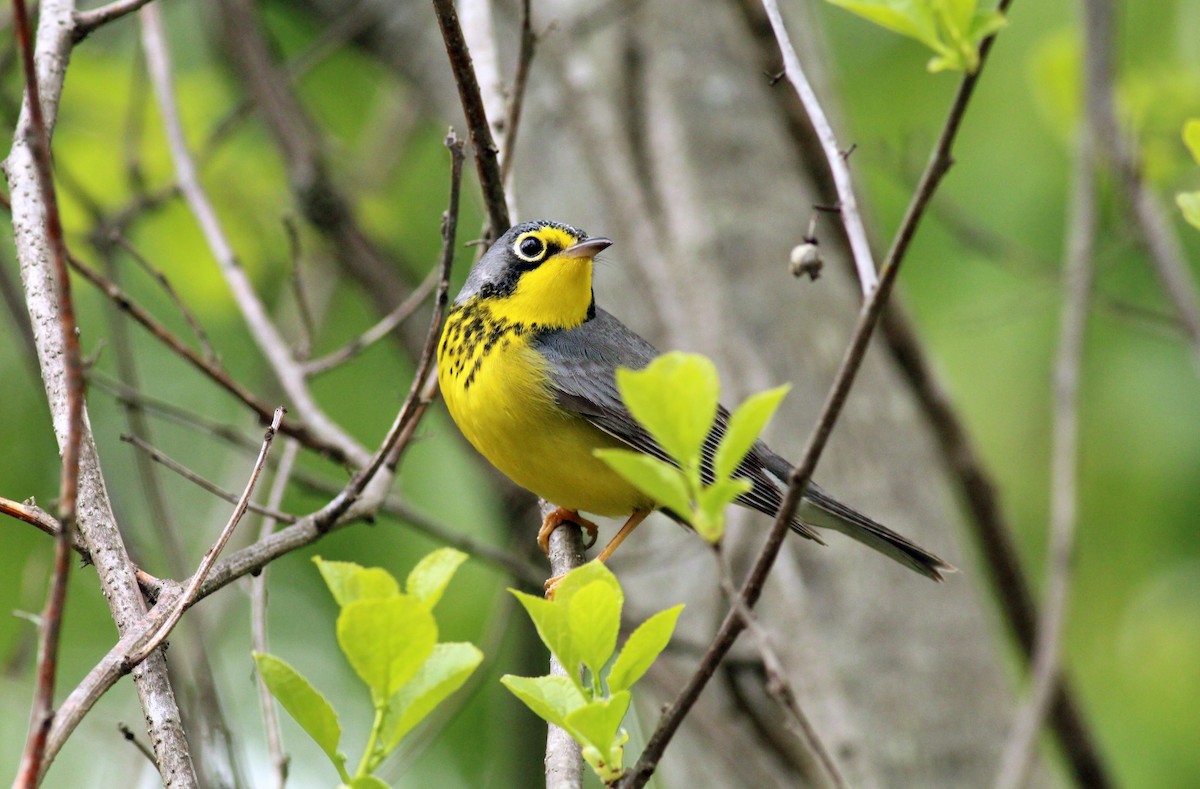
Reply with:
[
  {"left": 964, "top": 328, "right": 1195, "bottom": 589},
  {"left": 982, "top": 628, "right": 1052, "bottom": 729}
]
[{"left": 454, "top": 220, "right": 612, "bottom": 307}]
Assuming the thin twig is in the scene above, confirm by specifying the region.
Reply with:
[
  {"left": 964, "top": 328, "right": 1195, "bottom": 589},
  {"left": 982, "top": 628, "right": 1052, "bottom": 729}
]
[
  {"left": 69, "top": 254, "right": 351, "bottom": 464},
  {"left": 140, "top": 3, "right": 371, "bottom": 467},
  {"left": 731, "top": 1, "right": 1112, "bottom": 783},
  {"left": 304, "top": 264, "right": 439, "bottom": 376},
  {"left": 121, "top": 433, "right": 299, "bottom": 524},
  {"left": 11, "top": 0, "right": 84, "bottom": 780},
  {"left": 116, "top": 721, "right": 158, "bottom": 766},
  {"left": 0, "top": 496, "right": 91, "bottom": 561},
  {"left": 107, "top": 232, "right": 217, "bottom": 363},
  {"left": 284, "top": 217, "right": 315, "bottom": 361},
  {"left": 619, "top": 8, "right": 1011, "bottom": 785},
  {"left": 72, "top": 0, "right": 154, "bottom": 39},
  {"left": 712, "top": 545, "right": 845, "bottom": 789},
  {"left": 542, "top": 501, "right": 585, "bottom": 789},
  {"left": 499, "top": 0, "right": 536, "bottom": 186},
  {"left": 129, "top": 407, "right": 284, "bottom": 664},
  {"left": 431, "top": 0, "right": 511, "bottom": 239},
  {"left": 760, "top": 0, "right": 877, "bottom": 297},
  {"left": 994, "top": 3, "right": 1100, "bottom": 785},
  {"left": 251, "top": 440, "right": 299, "bottom": 789}
]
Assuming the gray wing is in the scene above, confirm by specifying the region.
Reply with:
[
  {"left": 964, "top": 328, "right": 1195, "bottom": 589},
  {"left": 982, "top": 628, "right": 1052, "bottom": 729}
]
[{"left": 531, "top": 310, "right": 819, "bottom": 539}]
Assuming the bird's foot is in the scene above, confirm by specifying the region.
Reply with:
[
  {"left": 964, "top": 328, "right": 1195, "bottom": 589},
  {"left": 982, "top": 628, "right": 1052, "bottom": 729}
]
[
  {"left": 544, "top": 573, "right": 566, "bottom": 599},
  {"left": 537, "top": 507, "right": 599, "bottom": 554}
]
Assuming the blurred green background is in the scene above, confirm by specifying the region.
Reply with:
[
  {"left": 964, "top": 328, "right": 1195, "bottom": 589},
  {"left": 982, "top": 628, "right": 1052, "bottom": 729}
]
[{"left": 1, "top": 0, "right": 1198, "bottom": 786}]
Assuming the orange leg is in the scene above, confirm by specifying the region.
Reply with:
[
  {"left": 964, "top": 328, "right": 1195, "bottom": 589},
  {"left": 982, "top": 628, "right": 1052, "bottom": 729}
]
[
  {"left": 544, "top": 509, "right": 651, "bottom": 598},
  {"left": 537, "top": 507, "right": 599, "bottom": 555}
]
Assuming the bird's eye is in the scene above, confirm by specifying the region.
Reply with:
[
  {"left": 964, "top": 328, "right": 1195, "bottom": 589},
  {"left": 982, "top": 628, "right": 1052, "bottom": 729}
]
[{"left": 516, "top": 235, "right": 545, "bottom": 262}]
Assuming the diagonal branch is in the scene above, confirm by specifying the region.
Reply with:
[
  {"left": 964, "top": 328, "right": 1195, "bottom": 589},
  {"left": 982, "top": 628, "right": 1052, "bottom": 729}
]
[
  {"left": 620, "top": 7, "right": 1011, "bottom": 785},
  {"left": 759, "top": 0, "right": 877, "bottom": 296}
]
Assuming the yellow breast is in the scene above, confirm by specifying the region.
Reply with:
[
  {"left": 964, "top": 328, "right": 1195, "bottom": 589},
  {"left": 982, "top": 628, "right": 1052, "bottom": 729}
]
[{"left": 437, "top": 301, "right": 652, "bottom": 517}]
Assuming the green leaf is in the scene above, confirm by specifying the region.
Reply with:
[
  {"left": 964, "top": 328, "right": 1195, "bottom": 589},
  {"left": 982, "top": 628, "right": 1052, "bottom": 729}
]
[
  {"left": 511, "top": 589, "right": 580, "bottom": 681},
  {"left": 694, "top": 479, "right": 752, "bottom": 543},
  {"left": 314, "top": 557, "right": 400, "bottom": 608},
  {"left": 552, "top": 561, "right": 623, "bottom": 612},
  {"left": 253, "top": 652, "right": 342, "bottom": 765},
  {"left": 714, "top": 384, "right": 790, "bottom": 480},
  {"left": 594, "top": 449, "right": 691, "bottom": 516},
  {"left": 608, "top": 605, "right": 685, "bottom": 693},
  {"left": 382, "top": 642, "right": 483, "bottom": 751},
  {"left": 827, "top": 0, "right": 942, "bottom": 51},
  {"left": 564, "top": 691, "right": 631, "bottom": 761},
  {"left": 1178, "top": 192, "right": 1200, "bottom": 230},
  {"left": 1183, "top": 119, "right": 1200, "bottom": 165},
  {"left": 568, "top": 581, "right": 622, "bottom": 680},
  {"left": 405, "top": 548, "right": 468, "bottom": 609},
  {"left": 500, "top": 674, "right": 588, "bottom": 727},
  {"left": 615, "top": 352, "right": 719, "bottom": 464},
  {"left": 337, "top": 596, "right": 437, "bottom": 701}
]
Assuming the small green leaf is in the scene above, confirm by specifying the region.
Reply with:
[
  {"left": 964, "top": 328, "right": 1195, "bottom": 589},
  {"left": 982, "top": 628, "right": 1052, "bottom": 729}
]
[
  {"left": 337, "top": 596, "right": 437, "bottom": 701},
  {"left": 253, "top": 652, "right": 342, "bottom": 764},
  {"left": 314, "top": 557, "right": 400, "bottom": 608},
  {"left": 500, "top": 674, "right": 588, "bottom": 727},
  {"left": 405, "top": 548, "right": 468, "bottom": 608},
  {"left": 1184, "top": 119, "right": 1200, "bottom": 165},
  {"left": 382, "top": 642, "right": 483, "bottom": 750},
  {"left": 564, "top": 691, "right": 631, "bottom": 758},
  {"left": 714, "top": 384, "right": 790, "bottom": 480},
  {"left": 551, "top": 561, "right": 623, "bottom": 611},
  {"left": 827, "top": 0, "right": 942, "bottom": 51},
  {"left": 608, "top": 605, "right": 685, "bottom": 693},
  {"left": 511, "top": 589, "right": 580, "bottom": 681},
  {"left": 693, "top": 479, "right": 753, "bottom": 543},
  {"left": 568, "top": 581, "right": 622, "bottom": 680},
  {"left": 616, "top": 352, "right": 719, "bottom": 464},
  {"left": 1178, "top": 192, "right": 1200, "bottom": 230},
  {"left": 594, "top": 449, "right": 691, "bottom": 516}
]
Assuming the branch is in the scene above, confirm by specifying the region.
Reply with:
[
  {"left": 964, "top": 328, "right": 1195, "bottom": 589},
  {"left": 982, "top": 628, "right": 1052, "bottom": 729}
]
[
  {"left": 759, "top": 0, "right": 877, "bottom": 296},
  {"left": 620, "top": 9, "right": 1011, "bottom": 785},
  {"left": 72, "top": 0, "right": 154, "bottom": 39},
  {"left": 499, "top": 0, "right": 536, "bottom": 186},
  {"left": 10, "top": 0, "right": 93, "bottom": 780},
  {"left": 731, "top": 1, "right": 1113, "bottom": 783},
  {"left": 542, "top": 501, "right": 586, "bottom": 789},
  {"left": 140, "top": 3, "right": 371, "bottom": 468},
  {"left": 431, "top": 0, "right": 511, "bottom": 237},
  {"left": 3, "top": 0, "right": 196, "bottom": 782},
  {"left": 996, "top": 0, "right": 1100, "bottom": 783}
]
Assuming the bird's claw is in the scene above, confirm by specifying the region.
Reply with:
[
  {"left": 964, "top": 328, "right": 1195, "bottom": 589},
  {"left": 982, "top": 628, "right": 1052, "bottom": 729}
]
[{"left": 537, "top": 507, "right": 599, "bottom": 554}]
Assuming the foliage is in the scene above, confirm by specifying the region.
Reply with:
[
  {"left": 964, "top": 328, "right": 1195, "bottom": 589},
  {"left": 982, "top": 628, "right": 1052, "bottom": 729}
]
[
  {"left": 500, "top": 562, "right": 683, "bottom": 784},
  {"left": 253, "top": 550, "right": 482, "bottom": 787},
  {"left": 594, "top": 351, "right": 789, "bottom": 543},
  {"left": 826, "top": 0, "right": 1006, "bottom": 73}
]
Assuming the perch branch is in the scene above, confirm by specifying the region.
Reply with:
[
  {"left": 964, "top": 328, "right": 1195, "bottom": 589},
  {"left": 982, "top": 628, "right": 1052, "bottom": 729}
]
[{"left": 542, "top": 501, "right": 586, "bottom": 789}]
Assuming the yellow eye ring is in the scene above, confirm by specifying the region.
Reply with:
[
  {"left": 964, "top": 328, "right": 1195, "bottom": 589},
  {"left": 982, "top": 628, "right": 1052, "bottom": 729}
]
[{"left": 514, "top": 233, "right": 546, "bottom": 262}]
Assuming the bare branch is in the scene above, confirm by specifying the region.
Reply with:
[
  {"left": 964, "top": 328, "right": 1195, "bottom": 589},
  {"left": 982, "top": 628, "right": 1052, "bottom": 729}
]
[
  {"left": 431, "top": 0, "right": 511, "bottom": 238},
  {"left": 130, "top": 407, "right": 285, "bottom": 665},
  {"left": 304, "top": 263, "right": 440, "bottom": 377},
  {"left": 251, "top": 440, "right": 300, "bottom": 789},
  {"left": 121, "top": 433, "right": 299, "bottom": 524},
  {"left": 140, "top": 3, "right": 371, "bottom": 467},
  {"left": 542, "top": 501, "right": 586, "bottom": 789},
  {"left": 712, "top": 546, "right": 845, "bottom": 789},
  {"left": 11, "top": 0, "right": 86, "bottom": 779},
  {"left": 499, "top": 0, "right": 536, "bottom": 186},
  {"left": 620, "top": 6, "right": 1012, "bottom": 784},
  {"left": 759, "top": 0, "right": 877, "bottom": 296},
  {"left": 72, "top": 0, "right": 154, "bottom": 39},
  {"left": 996, "top": 0, "right": 1101, "bottom": 783}
]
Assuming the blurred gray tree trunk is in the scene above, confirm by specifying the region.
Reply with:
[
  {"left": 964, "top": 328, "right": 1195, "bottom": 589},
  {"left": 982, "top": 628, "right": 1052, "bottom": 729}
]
[{"left": 301, "top": 0, "right": 1042, "bottom": 785}]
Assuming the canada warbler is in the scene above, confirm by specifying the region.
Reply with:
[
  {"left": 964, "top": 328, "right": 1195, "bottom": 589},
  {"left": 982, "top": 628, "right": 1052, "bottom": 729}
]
[{"left": 437, "top": 220, "right": 951, "bottom": 585}]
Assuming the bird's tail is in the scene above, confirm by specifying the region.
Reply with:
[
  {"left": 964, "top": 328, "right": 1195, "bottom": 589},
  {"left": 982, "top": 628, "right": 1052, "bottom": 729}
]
[{"left": 795, "top": 483, "right": 954, "bottom": 582}]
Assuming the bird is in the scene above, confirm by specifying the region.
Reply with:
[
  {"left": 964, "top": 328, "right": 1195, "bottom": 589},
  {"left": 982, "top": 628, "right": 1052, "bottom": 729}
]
[{"left": 437, "top": 219, "right": 952, "bottom": 591}]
